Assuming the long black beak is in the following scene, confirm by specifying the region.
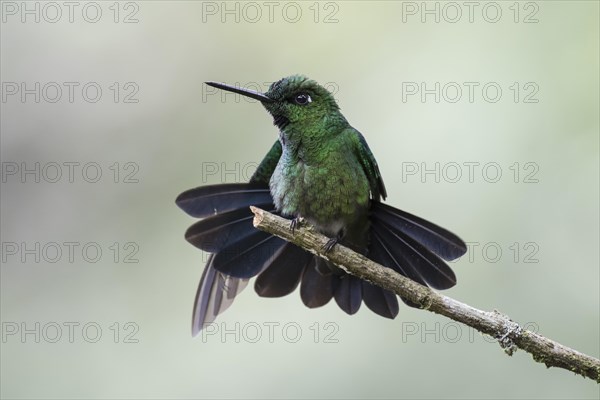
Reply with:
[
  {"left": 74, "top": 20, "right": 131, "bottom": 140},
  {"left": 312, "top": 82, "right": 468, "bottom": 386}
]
[{"left": 205, "top": 81, "right": 274, "bottom": 103}]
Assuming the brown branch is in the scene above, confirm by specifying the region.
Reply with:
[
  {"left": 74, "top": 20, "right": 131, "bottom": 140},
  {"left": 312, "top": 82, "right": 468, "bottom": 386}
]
[{"left": 251, "top": 206, "right": 600, "bottom": 383}]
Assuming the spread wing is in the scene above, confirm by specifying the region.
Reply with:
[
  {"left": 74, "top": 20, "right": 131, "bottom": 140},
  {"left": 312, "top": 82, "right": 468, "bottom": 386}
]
[{"left": 177, "top": 140, "right": 283, "bottom": 336}]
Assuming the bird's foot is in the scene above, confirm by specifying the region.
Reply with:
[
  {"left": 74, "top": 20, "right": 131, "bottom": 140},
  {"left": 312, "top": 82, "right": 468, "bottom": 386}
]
[
  {"left": 322, "top": 237, "right": 338, "bottom": 253},
  {"left": 290, "top": 217, "right": 305, "bottom": 234}
]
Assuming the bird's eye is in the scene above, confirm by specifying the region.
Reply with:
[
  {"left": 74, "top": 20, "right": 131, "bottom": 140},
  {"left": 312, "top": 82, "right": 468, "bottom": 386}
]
[{"left": 293, "top": 93, "right": 312, "bottom": 105}]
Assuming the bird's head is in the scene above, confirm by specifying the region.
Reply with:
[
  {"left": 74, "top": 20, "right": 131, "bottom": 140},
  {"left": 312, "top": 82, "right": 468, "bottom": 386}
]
[
  {"left": 205, "top": 75, "right": 345, "bottom": 132},
  {"left": 261, "top": 75, "right": 342, "bottom": 130}
]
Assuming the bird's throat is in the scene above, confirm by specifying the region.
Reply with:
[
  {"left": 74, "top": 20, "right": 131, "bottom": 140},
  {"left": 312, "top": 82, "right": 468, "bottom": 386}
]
[{"left": 272, "top": 115, "right": 290, "bottom": 130}]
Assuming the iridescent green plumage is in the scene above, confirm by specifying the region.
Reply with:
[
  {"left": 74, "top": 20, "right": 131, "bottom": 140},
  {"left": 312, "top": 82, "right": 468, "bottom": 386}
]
[
  {"left": 177, "top": 75, "right": 467, "bottom": 336},
  {"left": 250, "top": 140, "right": 282, "bottom": 185},
  {"left": 263, "top": 76, "right": 385, "bottom": 254}
]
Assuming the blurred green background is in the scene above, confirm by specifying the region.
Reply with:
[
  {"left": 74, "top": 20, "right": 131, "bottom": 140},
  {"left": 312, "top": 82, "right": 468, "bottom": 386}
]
[{"left": 1, "top": 1, "right": 598, "bottom": 398}]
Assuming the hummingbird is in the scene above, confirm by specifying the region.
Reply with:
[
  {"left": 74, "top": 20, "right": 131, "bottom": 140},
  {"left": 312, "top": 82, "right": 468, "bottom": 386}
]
[{"left": 176, "top": 75, "right": 467, "bottom": 336}]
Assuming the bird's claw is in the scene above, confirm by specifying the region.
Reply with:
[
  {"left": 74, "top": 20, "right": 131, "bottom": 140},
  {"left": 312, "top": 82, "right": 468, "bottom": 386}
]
[
  {"left": 290, "top": 217, "right": 305, "bottom": 234},
  {"left": 322, "top": 238, "right": 338, "bottom": 253}
]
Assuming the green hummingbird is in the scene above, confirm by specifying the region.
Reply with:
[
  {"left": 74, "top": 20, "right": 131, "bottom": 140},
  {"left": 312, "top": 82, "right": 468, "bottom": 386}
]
[{"left": 176, "top": 75, "right": 467, "bottom": 336}]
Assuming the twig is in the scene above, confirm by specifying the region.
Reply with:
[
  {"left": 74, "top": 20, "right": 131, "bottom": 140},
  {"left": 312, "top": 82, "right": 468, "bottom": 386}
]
[{"left": 250, "top": 206, "right": 600, "bottom": 383}]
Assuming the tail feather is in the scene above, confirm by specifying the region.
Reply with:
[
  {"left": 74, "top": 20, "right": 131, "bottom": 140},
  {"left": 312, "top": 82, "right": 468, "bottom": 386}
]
[
  {"left": 334, "top": 276, "right": 362, "bottom": 315},
  {"left": 371, "top": 201, "right": 466, "bottom": 261},
  {"left": 362, "top": 281, "right": 399, "bottom": 319},
  {"left": 254, "top": 243, "right": 312, "bottom": 297},
  {"left": 300, "top": 258, "right": 335, "bottom": 308}
]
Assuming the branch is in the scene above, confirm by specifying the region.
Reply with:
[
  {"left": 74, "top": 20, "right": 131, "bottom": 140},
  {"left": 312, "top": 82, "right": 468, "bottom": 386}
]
[{"left": 250, "top": 206, "right": 600, "bottom": 383}]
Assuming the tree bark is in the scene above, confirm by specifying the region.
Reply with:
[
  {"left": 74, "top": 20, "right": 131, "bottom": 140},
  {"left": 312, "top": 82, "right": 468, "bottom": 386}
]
[{"left": 251, "top": 206, "right": 600, "bottom": 383}]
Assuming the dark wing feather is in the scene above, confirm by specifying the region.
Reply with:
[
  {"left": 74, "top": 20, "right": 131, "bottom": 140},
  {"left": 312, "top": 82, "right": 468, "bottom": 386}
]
[
  {"left": 191, "top": 255, "right": 249, "bottom": 336},
  {"left": 184, "top": 203, "right": 275, "bottom": 252},
  {"left": 369, "top": 228, "right": 427, "bottom": 285},
  {"left": 183, "top": 141, "right": 287, "bottom": 335},
  {"left": 368, "top": 228, "right": 423, "bottom": 308},
  {"left": 371, "top": 201, "right": 467, "bottom": 261},
  {"left": 371, "top": 219, "right": 456, "bottom": 290},
  {"left": 176, "top": 183, "right": 271, "bottom": 218},
  {"left": 212, "top": 230, "right": 287, "bottom": 279},
  {"left": 349, "top": 128, "right": 387, "bottom": 201}
]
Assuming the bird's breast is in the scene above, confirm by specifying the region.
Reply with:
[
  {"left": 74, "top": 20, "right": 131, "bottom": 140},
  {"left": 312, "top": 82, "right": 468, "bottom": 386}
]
[{"left": 269, "top": 150, "right": 370, "bottom": 237}]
